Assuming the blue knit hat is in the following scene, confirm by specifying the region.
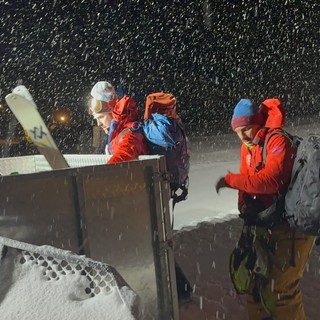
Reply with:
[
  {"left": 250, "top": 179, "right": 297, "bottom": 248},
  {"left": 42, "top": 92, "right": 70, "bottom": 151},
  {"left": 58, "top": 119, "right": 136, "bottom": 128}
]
[{"left": 231, "top": 99, "right": 265, "bottom": 131}]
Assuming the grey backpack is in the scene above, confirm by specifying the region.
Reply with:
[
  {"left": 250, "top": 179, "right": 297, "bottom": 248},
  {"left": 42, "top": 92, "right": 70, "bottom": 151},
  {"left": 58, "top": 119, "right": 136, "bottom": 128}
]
[{"left": 285, "top": 134, "right": 320, "bottom": 235}]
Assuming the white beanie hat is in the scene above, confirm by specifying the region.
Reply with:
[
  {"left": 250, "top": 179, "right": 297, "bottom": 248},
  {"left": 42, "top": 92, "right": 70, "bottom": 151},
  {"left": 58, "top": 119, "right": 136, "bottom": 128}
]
[{"left": 90, "top": 81, "right": 117, "bottom": 102}]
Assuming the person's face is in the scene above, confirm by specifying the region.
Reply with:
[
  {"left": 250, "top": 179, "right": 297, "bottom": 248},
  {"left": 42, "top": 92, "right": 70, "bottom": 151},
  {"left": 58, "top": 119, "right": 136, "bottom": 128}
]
[
  {"left": 95, "top": 112, "right": 113, "bottom": 134},
  {"left": 234, "top": 125, "right": 261, "bottom": 146}
]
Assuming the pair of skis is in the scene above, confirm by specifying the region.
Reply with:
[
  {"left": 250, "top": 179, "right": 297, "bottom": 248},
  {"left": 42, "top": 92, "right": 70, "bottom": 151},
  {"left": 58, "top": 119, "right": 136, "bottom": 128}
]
[{"left": 5, "top": 86, "right": 69, "bottom": 170}]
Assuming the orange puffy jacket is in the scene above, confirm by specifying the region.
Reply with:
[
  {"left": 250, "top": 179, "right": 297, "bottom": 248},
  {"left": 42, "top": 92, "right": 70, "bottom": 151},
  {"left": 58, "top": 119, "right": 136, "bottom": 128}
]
[{"left": 225, "top": 98, "right": 297, "bottom": 214}]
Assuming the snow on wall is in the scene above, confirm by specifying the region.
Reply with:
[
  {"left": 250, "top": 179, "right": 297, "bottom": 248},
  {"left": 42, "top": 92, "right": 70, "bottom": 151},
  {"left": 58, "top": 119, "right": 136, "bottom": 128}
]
[{"left": 0, "top": 154, "right": 161, "bottom": 176}]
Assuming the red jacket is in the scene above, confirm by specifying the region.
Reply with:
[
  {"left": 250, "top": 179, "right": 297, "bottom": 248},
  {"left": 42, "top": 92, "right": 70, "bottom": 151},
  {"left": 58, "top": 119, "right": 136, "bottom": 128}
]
[
  {"left": 107, "top": 96, "right": 148, "bottom": 164},
  {"left": 225, "top": 98, "right": 296, "bottom": 213},
  {"left": 107, "top": 122, "right": 148, "bottom": 164}
]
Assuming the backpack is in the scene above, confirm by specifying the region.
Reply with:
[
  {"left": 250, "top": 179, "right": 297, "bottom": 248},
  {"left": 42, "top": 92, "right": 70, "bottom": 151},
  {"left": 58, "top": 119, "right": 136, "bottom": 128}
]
[
  {"left": 141, "top": 92, "right": 190, "bottom": 205},
  {"left": 284, "top": 134, "right": 320, "bottom": 236},
  {"left": 263, "top": 131, "right": 320, "bottom": 236}
]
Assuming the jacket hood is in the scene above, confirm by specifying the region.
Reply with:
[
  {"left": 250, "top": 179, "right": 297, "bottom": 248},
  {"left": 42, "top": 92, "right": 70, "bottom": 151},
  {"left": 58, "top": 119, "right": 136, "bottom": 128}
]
[
  {"left": 112, "top": 96, "right": 139, "bottom": 123},
  {"left": 260, "top": 98, "right": 285, "bottom": 128}
]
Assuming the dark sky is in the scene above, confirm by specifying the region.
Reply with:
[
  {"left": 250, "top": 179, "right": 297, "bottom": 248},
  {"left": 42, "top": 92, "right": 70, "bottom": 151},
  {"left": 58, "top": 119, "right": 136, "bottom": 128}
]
[{"left": 0, "top": 0, "right": 319, "bottom": 136}]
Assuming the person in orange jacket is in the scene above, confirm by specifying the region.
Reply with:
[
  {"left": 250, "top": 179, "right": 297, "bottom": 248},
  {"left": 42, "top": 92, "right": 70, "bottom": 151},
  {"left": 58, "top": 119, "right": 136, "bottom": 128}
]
[
  {"left": 89, "top": 81, "right": 148, "bottom": 163},
  {"left": 216, "top": 98, "right": 314, "bottom": 320}
]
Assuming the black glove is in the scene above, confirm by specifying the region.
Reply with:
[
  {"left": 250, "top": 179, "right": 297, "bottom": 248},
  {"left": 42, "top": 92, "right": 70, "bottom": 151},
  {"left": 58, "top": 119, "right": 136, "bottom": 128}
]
[
  {"left": 215, "top": 177, "right": 228, "bottom": 194},
  {"left": 239, "top": 193, "right": 265, "bottom": 216},
  {"left": 239, "top": 193, "right": 269, "bottom": 225}
]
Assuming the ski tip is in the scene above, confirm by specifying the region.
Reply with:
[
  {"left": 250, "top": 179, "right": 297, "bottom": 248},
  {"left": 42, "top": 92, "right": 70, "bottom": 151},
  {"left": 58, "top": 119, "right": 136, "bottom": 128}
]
[
  {"left": 12, "top": 85, "right": 36, "bottom": 105},
  {"left": 5, "top": 86, "right": 37, "bottom": 108},
  {"left": 4, "top": 93, "right": 17, "bottom": 105},
  {"left": 12, "top": 85, "right": 29, "bottom": 95}
]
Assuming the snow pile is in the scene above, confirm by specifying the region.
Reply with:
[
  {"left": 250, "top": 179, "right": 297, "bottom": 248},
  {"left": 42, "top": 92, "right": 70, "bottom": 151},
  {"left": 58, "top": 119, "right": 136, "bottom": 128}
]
[{"left": 0, "top": 239, "right": 138, "bottom": 320}]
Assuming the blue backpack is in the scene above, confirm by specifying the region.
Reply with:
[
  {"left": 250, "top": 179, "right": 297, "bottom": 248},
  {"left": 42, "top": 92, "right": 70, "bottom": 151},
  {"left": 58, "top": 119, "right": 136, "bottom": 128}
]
[{"left": 142, "top": 93, "right": 190, "bottom": 205}]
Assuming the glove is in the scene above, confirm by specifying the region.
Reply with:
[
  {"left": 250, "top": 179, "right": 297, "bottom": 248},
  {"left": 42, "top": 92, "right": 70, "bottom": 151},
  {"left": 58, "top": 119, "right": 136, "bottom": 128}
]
[{"left": 215, "top": 177, "right": 228, "bottom": 194}]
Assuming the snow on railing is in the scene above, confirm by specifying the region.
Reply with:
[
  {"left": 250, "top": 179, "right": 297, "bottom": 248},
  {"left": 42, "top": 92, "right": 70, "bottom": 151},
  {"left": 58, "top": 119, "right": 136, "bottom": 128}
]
[{"left": 0, "top": 236, "right": 143, "bottom": 320}]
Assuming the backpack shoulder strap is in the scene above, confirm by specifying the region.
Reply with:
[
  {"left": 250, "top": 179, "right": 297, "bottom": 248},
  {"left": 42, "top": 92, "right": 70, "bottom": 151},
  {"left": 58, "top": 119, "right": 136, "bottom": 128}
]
[
  {"left": 116, "top": 128, "right": 132, "bottom": 142},
  {"left": 114, "top": 122, "right": 142, "bottom": 144},
  {"left": 262, "top": 129, "right": 298, "bottom": 165}
]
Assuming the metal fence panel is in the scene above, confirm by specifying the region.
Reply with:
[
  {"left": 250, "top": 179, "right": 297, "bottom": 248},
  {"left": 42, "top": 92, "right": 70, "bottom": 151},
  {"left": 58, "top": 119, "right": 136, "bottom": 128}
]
[{"left": 0, "top": 155, "right": 178, "bottom": 319}]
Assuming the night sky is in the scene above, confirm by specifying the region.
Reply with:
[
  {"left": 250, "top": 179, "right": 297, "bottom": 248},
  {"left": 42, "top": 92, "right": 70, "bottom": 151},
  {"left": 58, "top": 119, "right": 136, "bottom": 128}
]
[{"left": 0, "top": 0, "right": 319, "bottom": 146}]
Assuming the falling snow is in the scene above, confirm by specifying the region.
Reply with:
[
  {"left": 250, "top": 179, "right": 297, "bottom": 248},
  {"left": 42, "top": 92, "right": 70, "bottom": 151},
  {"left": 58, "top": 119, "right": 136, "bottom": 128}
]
[
  {"left": 0, "top": 1, "right": 319, "bottom": 319},
  {"left": 0, "top": 0, "right": 319, "bottom": 143}
]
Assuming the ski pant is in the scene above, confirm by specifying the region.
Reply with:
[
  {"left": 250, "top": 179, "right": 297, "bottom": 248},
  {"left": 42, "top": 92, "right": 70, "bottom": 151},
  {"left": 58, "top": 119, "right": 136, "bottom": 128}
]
[{"left": 246, "top": 222, "right": 315, "bottom": 320}]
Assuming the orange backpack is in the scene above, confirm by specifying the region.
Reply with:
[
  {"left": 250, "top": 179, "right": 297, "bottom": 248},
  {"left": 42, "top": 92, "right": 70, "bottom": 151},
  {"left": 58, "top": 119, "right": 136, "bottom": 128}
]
[
  {"left": 144, "top": 92, "right": 178, "bottom": 120},
  {"left": 142, "top": 92, "right": 190, "bottom": 206}
]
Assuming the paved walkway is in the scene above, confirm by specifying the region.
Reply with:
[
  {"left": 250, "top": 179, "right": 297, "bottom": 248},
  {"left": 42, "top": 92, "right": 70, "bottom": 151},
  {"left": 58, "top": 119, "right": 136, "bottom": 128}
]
[{"left": 174, "top": 219, "right": 320, "bottom": 320}]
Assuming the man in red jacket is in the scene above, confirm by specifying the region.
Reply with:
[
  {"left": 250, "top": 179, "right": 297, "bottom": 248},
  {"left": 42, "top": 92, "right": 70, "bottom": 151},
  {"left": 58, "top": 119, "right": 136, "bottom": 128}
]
[
  {"left": 216, "top": 98, "right": 314, "bottom": 320},
  {"left": 89, "top": 81, "right": 148, "bottom": 163}
]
